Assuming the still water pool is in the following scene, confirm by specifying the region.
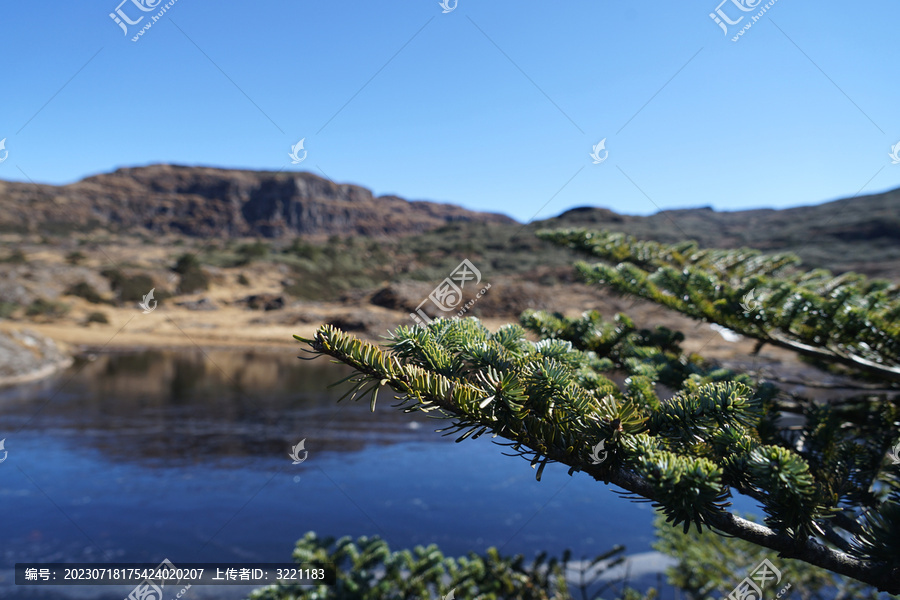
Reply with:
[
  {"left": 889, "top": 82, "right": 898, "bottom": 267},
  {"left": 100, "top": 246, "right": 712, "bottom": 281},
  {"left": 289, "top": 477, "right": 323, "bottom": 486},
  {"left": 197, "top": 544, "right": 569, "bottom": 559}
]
[{"left": 0, "top": 349, "right": 748, "bottom": 598}]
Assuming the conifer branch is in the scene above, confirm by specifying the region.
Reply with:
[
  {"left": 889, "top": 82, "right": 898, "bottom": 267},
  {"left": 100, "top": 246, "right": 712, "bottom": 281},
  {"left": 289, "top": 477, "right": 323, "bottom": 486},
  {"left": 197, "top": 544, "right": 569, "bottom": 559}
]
[
  {"left": 295, "top": 315, "right": 900, "bottom": 593},
  {"left": 538, "top": 229, "right": 900, "bottom": 384}
]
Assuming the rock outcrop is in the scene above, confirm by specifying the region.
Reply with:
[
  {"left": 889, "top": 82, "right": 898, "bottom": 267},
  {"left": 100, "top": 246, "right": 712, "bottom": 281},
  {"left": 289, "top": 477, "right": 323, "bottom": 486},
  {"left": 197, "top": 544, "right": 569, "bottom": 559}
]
[
  {"left": 0, "top": 329, "right": 72, "bottom": 387},
  {"left": 0, "top": 164, "right": 515, "bottom": 238}
]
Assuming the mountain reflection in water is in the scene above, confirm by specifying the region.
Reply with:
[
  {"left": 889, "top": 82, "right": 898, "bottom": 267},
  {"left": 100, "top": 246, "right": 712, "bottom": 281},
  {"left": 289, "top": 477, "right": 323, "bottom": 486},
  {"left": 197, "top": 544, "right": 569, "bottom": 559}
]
[{"left": 2, "top": 350, "right": 441, "bottom": 463}]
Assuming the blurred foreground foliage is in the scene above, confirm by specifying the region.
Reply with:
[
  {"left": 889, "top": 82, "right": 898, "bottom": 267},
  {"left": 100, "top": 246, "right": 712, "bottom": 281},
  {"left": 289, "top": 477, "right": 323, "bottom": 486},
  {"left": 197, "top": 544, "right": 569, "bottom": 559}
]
[
  {"left": 248, "top": 512, "right": 897, "bottom": 600},
  {"left": 247, "top": 532, "right": 654, "bottom": 600},
  {"left": 653, "top": 513, "right": 890, "bottom": 600}
]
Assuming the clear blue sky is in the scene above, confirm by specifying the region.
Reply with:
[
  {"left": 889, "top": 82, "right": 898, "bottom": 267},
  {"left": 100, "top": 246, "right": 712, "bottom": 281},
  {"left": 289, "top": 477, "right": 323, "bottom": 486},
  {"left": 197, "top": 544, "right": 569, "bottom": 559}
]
[{"left": 1, "top": 1, "right": 898, "bottom": 223}]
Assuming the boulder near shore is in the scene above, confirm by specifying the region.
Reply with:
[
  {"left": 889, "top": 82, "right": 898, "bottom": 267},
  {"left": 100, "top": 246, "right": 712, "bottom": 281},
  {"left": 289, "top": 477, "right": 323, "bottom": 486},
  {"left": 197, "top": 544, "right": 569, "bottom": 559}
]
[{"left": 0, "top": 328, "right": 73, "bottom": 387}]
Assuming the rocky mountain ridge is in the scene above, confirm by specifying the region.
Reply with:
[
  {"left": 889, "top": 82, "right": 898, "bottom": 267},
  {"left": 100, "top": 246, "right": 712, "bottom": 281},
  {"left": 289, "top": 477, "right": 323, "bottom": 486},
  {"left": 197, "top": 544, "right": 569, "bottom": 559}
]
[
  {"left": 2, "top": 165, "right": 899, "bottom": 279},
  {"left": 542, "top": 186, "right": 900, "bottom": 279},
  {"left": 0, "top": 164, "right": 515, "bottom": 238}
]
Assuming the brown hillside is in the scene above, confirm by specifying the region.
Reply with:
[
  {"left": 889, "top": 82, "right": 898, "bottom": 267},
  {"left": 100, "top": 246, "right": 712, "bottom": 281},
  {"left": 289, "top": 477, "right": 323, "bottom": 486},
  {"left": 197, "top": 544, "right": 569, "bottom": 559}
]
[{"left": 543, "top": 187, "right": 900, "bottom": 279}]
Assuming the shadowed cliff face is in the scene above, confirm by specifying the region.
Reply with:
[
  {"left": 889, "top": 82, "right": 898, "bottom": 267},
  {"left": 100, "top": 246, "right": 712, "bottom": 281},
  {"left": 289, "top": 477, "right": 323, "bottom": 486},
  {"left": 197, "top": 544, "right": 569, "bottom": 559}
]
[{"left": 0, "top": 164, "right": 516, "bottom": 238}]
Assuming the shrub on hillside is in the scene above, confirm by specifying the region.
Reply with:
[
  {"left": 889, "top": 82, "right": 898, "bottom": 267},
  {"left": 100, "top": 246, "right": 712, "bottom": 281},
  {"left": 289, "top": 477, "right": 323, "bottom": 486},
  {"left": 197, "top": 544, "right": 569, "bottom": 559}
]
[
  {"left": 25, "top": 299, "right": 69, "bottom": 319},
  {"left": 172, "top": 253, "right": 209, "bottom": 294},
  {"left": 0, "top": 301, "right": 19, "bottom": 319},
  {"left": 177, "top": 268, "right": 209, "bottom": 294},
  {"left": 118, "top": 274, "right": 156, "bottom": 303},
  {"left": 101, "top": 269, "right": 166, "bottom": 303},
  {"left": 66, "top": 250, "right": 87, "bottom": 265},
  {"left": 3, "top": 249, "right": 26, "bottom": 264},
  {"left": 173, "top": 253, "right": 201, "bottom": 274},
  {"left": 85, "top": 311, "right": 109, "bottom": 325},
  {"left": 285, "top": 239, "right": 322, "bottom": 261},
  {"left": 65, "top": 281, "right": 107, "bottom": 304},
  {"left": 235, "top": 242, "right": 269, "bottom": 265}
]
